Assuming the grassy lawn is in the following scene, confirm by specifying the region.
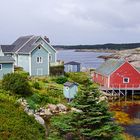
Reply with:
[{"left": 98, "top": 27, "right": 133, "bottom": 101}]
[{"left": 0, "top": 90, "right": 46, "bottom": 140}]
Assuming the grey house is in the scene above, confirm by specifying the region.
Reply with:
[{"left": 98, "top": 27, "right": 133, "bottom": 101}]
[
  {"left": 0, "top": 35, "right": 56, "bottom": 76},
  {"left": 64, "top": 61, "right": 81, "bottom": 72},
  {"left": 0, "top": 56, "right": 14, "bottom": 79}
]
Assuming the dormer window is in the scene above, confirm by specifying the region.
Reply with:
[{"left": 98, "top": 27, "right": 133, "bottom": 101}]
[{"left": 123, "top": 77, "right": 129, "bottom": 83}]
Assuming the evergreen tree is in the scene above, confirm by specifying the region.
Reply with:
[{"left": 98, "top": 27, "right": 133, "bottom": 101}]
[{"left": 50, "top": 85, "right": 123, "bottom": 140}]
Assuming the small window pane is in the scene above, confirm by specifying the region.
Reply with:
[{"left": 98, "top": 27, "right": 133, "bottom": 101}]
[{"left": 123, "top": 77, "right": 129, "bottom": 83}]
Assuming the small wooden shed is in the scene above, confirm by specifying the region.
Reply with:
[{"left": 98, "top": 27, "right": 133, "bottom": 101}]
[
  {"left": 63, "top": 82, "right": 78, "bottom": 100},
  {"left": 64, "top": 61, "right": 81, "bottom": 72}
]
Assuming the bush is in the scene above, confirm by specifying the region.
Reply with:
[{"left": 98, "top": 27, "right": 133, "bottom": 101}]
[
  {"left": 55, "top": 76, "right": 68, "bottom": 84},
  {"left": 33, "top": 82, "right": 41, "bottom": 89},
  {"left": 0, "top": 91, "right": 45, "bottom": 140},
  {"left": 2, "top": 73, "right": 32, "bottom": 95},
  {"left": 66, "top": 72, "right": 91, "bottom": 85},
  {"left": 50, "top": 65, "right": 64, "bottom": 76}
]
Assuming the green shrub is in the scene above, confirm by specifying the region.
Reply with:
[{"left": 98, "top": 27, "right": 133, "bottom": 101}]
[
  {"left": 55, "top": 76, "right": 68, "bottom": 84},
  {"left": 2, "top": 73, "right": 32, "bottom": 95},
  {"left": 0, "top": 91, "right": 45, "bottom": 140},
  {"left": 66, "top": 72, "right": 91, "bottom": 85},
  {"left": 26, "top": 93, "right": 49, "bottom": 109},
  {"left": 33, "top": 82, "right": 41, "bottom": 89},
  {"left": 50, "top": 65, "right": 64, "bottom": 76}
]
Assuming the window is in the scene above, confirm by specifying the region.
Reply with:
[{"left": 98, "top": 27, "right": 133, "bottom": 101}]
[
  {"left": 123, "top": 77, "right": 129, "bottom": 83},
  {"left": 0, "top": 64, "right": 2, "bottom": 70},
  {"left": 49, "top": 54, "right": 52, "bottom": 61},
  {"left": 36, "top": 57, "right": 43, "bottom": 63}
]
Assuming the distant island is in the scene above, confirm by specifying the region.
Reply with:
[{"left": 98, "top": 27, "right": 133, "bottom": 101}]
[{"left": 53, "top": 43, "right": 140, "bottom": 50}]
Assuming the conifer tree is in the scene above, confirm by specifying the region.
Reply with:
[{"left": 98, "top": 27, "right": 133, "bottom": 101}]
[{"left": 50, "top": 85, "right": 123, "bottom": 140}]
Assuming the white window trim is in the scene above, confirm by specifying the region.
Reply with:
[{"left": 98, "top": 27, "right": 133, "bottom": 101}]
[
  {"left": 123, "top": 77, "right": 129, "bottom": 83},
  {"left": 36, "top": 57, "right": 43, "bottom": 63},
  {"left": 0, "top": 64, "right": 2, "bottom": 70}
]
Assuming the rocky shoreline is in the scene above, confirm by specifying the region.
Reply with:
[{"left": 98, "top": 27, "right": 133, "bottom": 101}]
[{"left": 98, "top": 48, "right": 140, "bottom": 68}]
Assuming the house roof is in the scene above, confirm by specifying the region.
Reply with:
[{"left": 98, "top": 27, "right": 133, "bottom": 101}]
[
  {"left": 95, "top": 59, "right": 125, "bottom": 76},
  {"left": 12, "top": 35, "right": 34, "bottom": 52},
  {"left": 1, "top": 35, "right": 56, "bottom": 54},
  {"left": 0, "top": 56, "right": 15, "bottom": 63},
  {"left": 17, "top": 36, "right": 40, "bottom": 53},
  {"left": 1, "top": 45, "right": 15, "bottom": 53},
  {"left": 64, "top": 82, "right": 78, "bottom": 87},
  {"left": 64, "top": 61, "right": 81, "bottom": 65}
]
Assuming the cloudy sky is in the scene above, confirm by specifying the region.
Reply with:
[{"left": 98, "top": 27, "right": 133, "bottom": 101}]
[{"left": 0, "top": 0, "right": 140, "bottom": 45}]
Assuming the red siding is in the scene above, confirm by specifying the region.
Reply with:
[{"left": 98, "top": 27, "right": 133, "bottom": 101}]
[
  {"left": 110, "top": 62, "right": 140, "bottom": 88},
  {"left": 93, "top": 72, "right": 108, "bottom": 87}
]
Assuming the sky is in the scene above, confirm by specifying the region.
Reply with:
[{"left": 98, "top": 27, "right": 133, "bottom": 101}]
[{"left": 0, "top": 0, "right": 140, "bottom": 45}]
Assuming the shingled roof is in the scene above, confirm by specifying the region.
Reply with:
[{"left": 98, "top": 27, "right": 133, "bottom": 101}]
[
  {"left": 95, "top": 59, "right": 125, "bottom": 76},
  {"left": 17, "top": 36, "right": 40, "bottom": 53},
  {"left": 64, "top": 61, "right": 81, "bottom": 65},
  {"left": 0, "top": 56, "right": 15, "bottom": 63},
  {"left": 64, "top": 82, "right": 78, "bottom": 87},
  {"left": 12, "top": 35, "right": 35, "bottom": 52},
  {"left": 1, "top": 45, "right": 15, "bottom": 53}
]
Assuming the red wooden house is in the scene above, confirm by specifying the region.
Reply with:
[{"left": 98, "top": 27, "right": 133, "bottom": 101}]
[{"left": 93, "top": 59, "right": 140, "bottom": 89}]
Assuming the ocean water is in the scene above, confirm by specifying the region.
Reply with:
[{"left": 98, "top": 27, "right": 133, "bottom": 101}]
[{"left": 57, "top": 49, "right": 111, "bottom": 69}]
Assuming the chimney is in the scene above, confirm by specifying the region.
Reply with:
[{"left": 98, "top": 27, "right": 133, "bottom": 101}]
[{"left": 44, "top": 36, "right": 50, "bottom": 43}]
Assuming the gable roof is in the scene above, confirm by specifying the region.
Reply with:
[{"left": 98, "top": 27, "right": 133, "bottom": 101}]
[
  {"left": 0, "top": 56, "right": 15, "bottom": 63},
  {"left": 1, "top": 45, "right": 15, "bottom": 53},
  {"left": 17, "top": 36, "right": 40, "bottom": 53},
  {"left": 12, "top": 35, "right": 34, "bottom": 52},
  {"left": 64, "top": 82, "right": 78, "bottom": 87},
  {"left": 95, "top": 59, "right": 125, "bottom": 76},
  {"left": 64, "top": 61, "right": 81, "bottom": 65},
  {"left": 1, "top": 35, "right": 56, "bottom": 54}
]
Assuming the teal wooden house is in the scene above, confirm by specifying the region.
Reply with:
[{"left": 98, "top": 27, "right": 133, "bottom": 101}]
[
  {"left": 63, "top": 82, "right": 78, "bottom": 100},
  {"left": 0, "top": 35, "right": 56, "bottom": 76},
  {"left": 0, "top": 56, "right": 14, "bottom": 79}
]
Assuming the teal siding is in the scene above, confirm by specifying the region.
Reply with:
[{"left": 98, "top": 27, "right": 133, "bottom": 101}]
[
  {"left": 31, "top": 46, "right": 49, "bottom": 76},
  {"left": 36, "top": 38, "right": 56, "bottom": 63},
  {"left": 0, "top": 63, "right": 13, "bottom": 79},
  {"left": 18, "top": 54, "right": 29, "bottom": 72},
  {"left": 63, "top": 85, "right": 78, "bottom": 99}
]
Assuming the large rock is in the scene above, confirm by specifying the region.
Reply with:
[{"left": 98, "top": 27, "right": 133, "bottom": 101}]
[
  {"left": 71, "top": 107, "right": 82, "bottom": 113},
  {"left": 34, "top": 114, "right": 45, "bottom": 126},
  {"left": 48, "top": 104, "right": 59, "bottom": 113},
  {"left": 57, "top": 104, "right": 67, "bottom": 112}
]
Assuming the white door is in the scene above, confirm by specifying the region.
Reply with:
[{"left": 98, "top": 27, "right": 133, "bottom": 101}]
[{"left": 37, "top": 68, "right": 43, "bottom": 76}]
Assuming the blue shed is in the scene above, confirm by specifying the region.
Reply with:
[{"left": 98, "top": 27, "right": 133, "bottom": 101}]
[
  {"left": 0, "top": 56, "right": 15, "bottom": 79},
  {"left": 64, "top": 61, "right": 81, "bottom": 72},
  {"left": 63, "top": 82, "right": 78, "bottom": 100}
]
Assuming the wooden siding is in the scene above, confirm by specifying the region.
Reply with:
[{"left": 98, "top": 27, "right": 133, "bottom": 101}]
[
  {"left": 36, "top": 38, "right": 56, "bottom": 63},
  {"left": 0, "top": 63, "right": 14, "bottom": 79},
  {"left": 18, "top": 54, "right": 29, "bottom": 72},
  {"left": 93, "top": 72, "right": 108, "bottom": 87},
  {"left": 31, "top": 46, "right": 49, "bottom": 76},
  {"left": 110, "top": 62, "right": 140, "bottom": 88},
  {"left": 63, "top": 85, "right": 78, "bottom": 99}
]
